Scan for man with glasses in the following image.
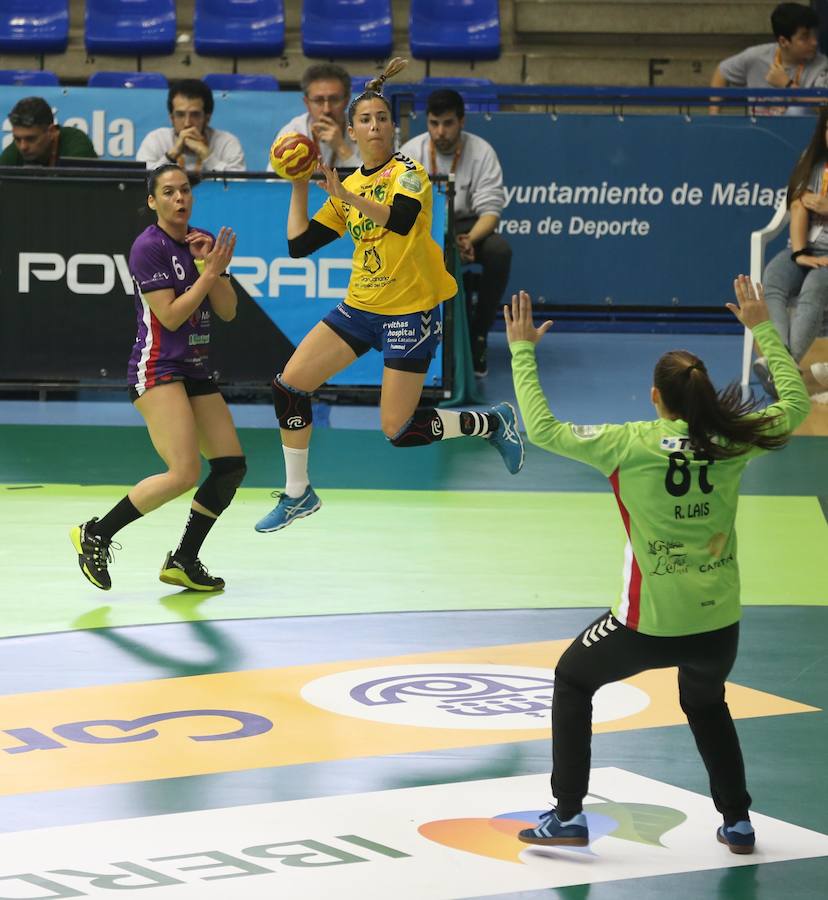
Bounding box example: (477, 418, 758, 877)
(272, 63, 360, 170)
(1, 96, 96, 166)
(136, 79, 245, 173)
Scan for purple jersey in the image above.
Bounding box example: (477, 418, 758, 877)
(127, 224, 215, 394)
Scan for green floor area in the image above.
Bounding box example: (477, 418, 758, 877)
(1, 484, 825, 639)
(3, 423, 828, 495)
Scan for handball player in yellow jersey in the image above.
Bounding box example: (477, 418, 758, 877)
(256, 59, 524, 533)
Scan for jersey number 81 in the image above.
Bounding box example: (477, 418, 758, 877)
(664, 451, 714, 497)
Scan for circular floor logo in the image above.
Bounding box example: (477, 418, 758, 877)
(301, 664, 650, 730)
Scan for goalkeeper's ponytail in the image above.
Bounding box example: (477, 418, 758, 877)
(653, 350, 789, 459)
(348, 57, 408, 125)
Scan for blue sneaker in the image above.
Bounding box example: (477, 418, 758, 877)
(717, 820, 755, 855)
(255, 485, 321, 533)
(487, 401, 525, 474)
(518, 810, 589, 847)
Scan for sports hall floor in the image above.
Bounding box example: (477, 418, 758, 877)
(1, 329, 826, 899)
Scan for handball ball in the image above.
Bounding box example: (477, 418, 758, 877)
(270, 132, 319, 181)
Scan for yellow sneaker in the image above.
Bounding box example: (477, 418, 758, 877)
(159, 552, 224, 591)
(70, 518, 116, 590)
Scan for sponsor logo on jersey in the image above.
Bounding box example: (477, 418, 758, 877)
(660, 435, 691, 451)
(363, 247, 382, 274)
(571, 424, 603, 439)
(399, 172, 422, 192)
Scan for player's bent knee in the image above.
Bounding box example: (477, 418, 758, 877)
(168, 467, 201, 496)
(381, 415, 407, 438)
(272, 374, 313, 431)
(193, 455, 247, 516)
(388, 408, 442, 447)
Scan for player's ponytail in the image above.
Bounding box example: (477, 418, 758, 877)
(653, 350, 789, 459)
(348, 57, 409, 125)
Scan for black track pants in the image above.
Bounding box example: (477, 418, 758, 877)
(550, 611, 751, 824)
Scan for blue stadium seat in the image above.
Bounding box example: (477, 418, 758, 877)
(0, 69, 60, 86)
(194, 1, 285, 58)
(410, 0, 501, 60)
(85, 0, 176, 56)
(0, 2, 68, 54)
(204, 73, 280, 92)
(87, 71, 169, 88)
(420, 76, 499, 111)
(302, 0, 392, 60)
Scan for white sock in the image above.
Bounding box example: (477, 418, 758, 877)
(283, 446, 309, 497)
(435, 409, 493, 439)
(434, 410, 463, 439)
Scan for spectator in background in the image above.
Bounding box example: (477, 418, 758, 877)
(273, 63, 360, 169)
(756, 104, 828, 398)
(0, 96, 96, 166)
(710, 3, 828, 113)
(400, 89, 511, 376)
(137, 79, 245, 173)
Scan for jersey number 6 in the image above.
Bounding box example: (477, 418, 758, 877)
(172, 255, 186, 280)
(664, 451, 714, 497)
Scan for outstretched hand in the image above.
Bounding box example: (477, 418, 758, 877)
(726, 275, 770, 330)
(203, 226, 236, 278)
(317, 162, 349, 201)
(504, 291, 554, 345)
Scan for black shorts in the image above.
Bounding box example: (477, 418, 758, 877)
(128, 375, 221, 404)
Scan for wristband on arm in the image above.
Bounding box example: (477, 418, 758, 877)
(791, 249, 809, 262)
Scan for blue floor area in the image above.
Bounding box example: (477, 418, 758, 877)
(0, 330, 748, 429)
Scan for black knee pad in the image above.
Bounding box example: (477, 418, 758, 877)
(193, 455, 247, 515)
(272, 374, 313, 430)
(389, 408, 442, 447)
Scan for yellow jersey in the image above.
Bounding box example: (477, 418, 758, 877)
(312, 153, 457, 315)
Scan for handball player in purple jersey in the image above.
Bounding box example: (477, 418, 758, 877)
(70, 163, 245, 591)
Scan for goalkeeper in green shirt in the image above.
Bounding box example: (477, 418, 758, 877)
(508, 276, 810, 856)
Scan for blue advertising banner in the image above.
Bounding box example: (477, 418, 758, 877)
(1, 84, 813, 310)
(0, 85, 303, 170)
(194, 179, 447, 388)
(461, 113, 813, 307)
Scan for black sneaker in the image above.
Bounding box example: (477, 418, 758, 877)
(472, 334, 488, 377)
(159, 551, 225, 591)
(752, 357, 778, 400)
(69, 518, 116, 591)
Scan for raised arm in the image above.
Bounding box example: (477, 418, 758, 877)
(727, 275, 810, 433)
(506, 290, 630, 474)
(287, 180, 312, 240)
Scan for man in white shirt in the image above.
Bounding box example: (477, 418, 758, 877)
(399, 89, 510, 376)
(136, 79, 245, 172)
(274, 63, 360, 170)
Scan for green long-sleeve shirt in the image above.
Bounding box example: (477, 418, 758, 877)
(510, 321, 810, 636)
(0, 125, 96, 166)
